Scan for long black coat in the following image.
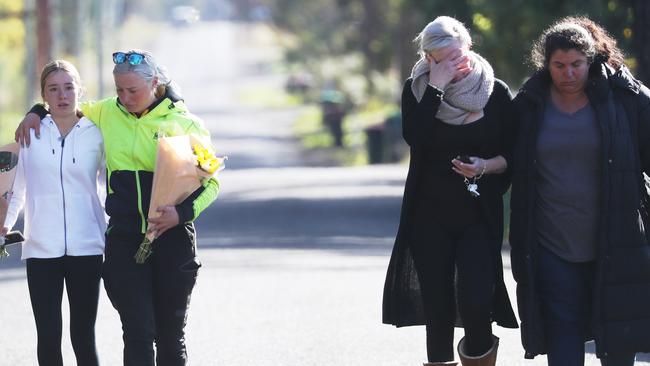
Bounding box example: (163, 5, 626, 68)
(509, 62, 650, 359)
(382, 78, 518, 329)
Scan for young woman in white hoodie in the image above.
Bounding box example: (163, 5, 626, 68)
(3, 60, 106, 366)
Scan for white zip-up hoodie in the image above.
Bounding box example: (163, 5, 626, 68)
(4, 115, 107, 259)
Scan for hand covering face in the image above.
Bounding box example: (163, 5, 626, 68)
(410, 51, 494, 125)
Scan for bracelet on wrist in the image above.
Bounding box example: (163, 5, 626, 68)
(476, 160, 487, 180)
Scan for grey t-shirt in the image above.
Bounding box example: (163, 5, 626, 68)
(535, 98, 601, 262)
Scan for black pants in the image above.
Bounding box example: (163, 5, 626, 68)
(26, 255, 102, 366)
(411, 212, 495, 362)
(102, 224, 200, 366)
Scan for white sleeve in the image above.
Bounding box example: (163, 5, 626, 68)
(4, 148, 26, 230)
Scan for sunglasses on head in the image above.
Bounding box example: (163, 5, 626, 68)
(112, 52, 145, 65)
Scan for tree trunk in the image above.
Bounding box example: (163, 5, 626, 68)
(632, 0, 650, 84)
(94, 0, 105, 98)
(360, 0, 383, 95)
(36, 0, 52, 74)
(397, 4, 422, 84)
(60, 0, 83, 61)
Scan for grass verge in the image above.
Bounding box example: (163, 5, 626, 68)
(0, 113, 22, 145)
(293, 99, 399, 166)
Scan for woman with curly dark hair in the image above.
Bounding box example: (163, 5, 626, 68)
(509, 16, 650, 366)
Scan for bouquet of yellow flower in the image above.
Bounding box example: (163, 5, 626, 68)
(134, 134, 225, 263)
(193, 143, 222, 174)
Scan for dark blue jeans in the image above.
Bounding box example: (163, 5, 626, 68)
(537, 246, 635, 366)
(102, 224, 200, 366)
(26, 255, 102, 366)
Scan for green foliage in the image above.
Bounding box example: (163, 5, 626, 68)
(293, 98, 400, 165)
(0, 1, 26, 136)
(236, 86, 304, 108)
(293, 105, 331, 148)
(272, 0, 402, 97)
(465, 0, 634, 86)
(269, 0, 638, 94)
(0, 113, 22, 144)
(0, 0, 21, 13)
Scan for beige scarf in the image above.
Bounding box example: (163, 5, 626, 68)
(410, 51, 494, 125)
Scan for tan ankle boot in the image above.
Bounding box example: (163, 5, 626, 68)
(457, 335, 498, 366)
(423, 362, 458, 366)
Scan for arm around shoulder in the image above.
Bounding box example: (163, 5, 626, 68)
(80, 98, 117, 129)
(15, 105, 46, 145)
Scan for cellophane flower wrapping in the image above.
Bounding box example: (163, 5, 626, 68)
(134, 134, 225, 263)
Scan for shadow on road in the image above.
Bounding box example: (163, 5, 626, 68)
(585, 342, 650, 361)
(194, 194, 402, 257)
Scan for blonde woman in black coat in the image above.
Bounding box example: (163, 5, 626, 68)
(383, 16, 517, 366)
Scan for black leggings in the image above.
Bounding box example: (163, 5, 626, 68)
(412, 218, 495, 362)
(26, 255, 102, 366)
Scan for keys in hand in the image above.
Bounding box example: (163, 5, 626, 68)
(467, 183, 480, 197)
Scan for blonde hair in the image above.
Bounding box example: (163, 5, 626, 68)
(414, 16, 472, 57)
(40, 59, 82, 99)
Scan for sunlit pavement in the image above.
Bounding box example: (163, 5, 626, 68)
(1, 21, 648, 366)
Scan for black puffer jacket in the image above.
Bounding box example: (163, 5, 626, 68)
(509, 62, 650, 359)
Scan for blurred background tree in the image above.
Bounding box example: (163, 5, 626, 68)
(2, 0, 650, 143)
(631, 0, 650, 84)
(0, 0, 27, 141)
(252, 0, 649, 159)
(0, 0, 144, 141)
(265, 0, 641, 102)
